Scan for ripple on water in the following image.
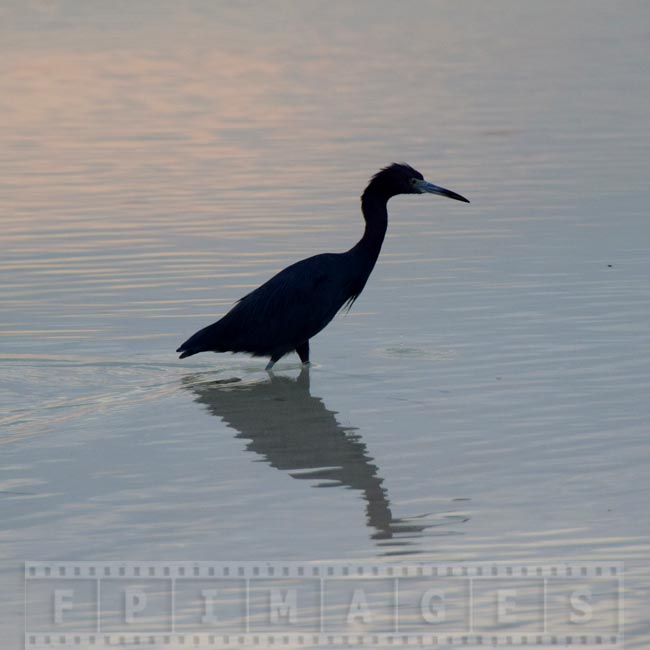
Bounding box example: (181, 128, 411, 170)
(375, 344, 459, 362)
(0, 354, 184, 444)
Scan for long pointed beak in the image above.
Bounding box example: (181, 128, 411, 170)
(414, 179, 470, 203)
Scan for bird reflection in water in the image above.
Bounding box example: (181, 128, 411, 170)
(183, 368, 468, 552)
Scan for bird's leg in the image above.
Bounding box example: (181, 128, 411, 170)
(265, 354, 282, 372)
(296, 341, 311, 366)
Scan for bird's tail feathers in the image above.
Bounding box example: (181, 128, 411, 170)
(177, 347, 198, 359)
(176, 319, 231, 359)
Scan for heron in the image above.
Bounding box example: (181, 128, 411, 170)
(176, 163, 469, 369)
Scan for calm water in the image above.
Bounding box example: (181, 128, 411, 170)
(1, 2, 650, 647)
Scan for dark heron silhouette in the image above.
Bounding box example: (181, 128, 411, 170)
(177, 163, 469, 369)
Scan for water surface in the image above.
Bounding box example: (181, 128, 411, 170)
(1, 2, 650, 647)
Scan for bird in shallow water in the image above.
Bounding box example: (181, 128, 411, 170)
(177, 163, 469, 370)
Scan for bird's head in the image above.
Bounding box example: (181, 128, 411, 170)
(365, 163, 469, 203)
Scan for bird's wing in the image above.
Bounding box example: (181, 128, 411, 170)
(224, 253, 351, 348)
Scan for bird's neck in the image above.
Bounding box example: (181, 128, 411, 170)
(352, 191, 389, 265)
